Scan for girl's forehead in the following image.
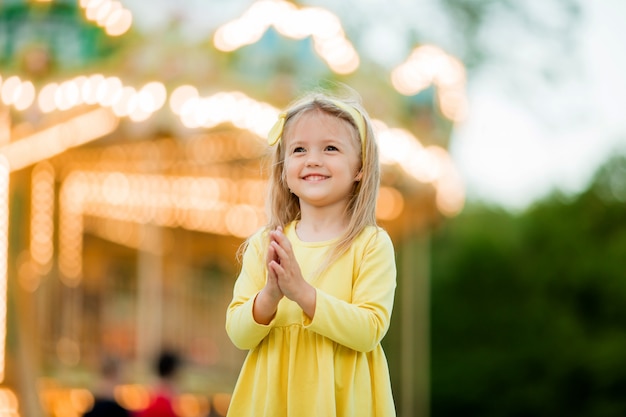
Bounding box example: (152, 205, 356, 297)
(293, 108, 336, 124)
(286, 109, 354, 137)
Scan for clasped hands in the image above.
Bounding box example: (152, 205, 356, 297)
(253, 227, 316, 324)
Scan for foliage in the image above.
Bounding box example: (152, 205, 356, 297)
(431, 153, 626, 417)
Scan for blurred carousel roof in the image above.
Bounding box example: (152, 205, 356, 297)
(1, 0, 468, 246)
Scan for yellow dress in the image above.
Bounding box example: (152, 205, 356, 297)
(225, 222, 397, 416)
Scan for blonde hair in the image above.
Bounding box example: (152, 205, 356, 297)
(260, 87, 380, 270)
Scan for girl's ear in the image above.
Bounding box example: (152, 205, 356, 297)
(355, 170, 363, 181)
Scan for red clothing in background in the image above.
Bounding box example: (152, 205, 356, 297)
(134, 388, 179, 417)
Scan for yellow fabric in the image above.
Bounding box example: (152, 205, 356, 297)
(226, 222, 397, 416)
(267, 112, 286, 146)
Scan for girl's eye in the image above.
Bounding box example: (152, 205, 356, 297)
(293, 147, 306, 153)
(325, 145, 338, 151)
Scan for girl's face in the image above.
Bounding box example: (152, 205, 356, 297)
(283, 109, 362, 211)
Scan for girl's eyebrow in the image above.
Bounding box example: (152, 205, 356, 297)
(288, 137, 345, 148)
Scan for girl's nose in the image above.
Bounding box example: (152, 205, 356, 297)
(305, 151, 322, 166)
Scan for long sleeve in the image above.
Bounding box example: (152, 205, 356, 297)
(225, 224, 397, 416)
(225, 230, 274, 350)
(303, 229, 397, 352)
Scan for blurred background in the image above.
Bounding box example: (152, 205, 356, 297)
(0, 0, 625, 416)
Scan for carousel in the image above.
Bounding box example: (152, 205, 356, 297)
(0, 1, 467, 416)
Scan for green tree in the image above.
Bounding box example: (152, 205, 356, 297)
(431, 151, 626, 417)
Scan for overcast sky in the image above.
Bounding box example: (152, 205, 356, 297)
(450, 0, 626, 210)
(124, 0, 626, 211)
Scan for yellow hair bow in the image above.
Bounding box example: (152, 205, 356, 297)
(267, 112, 286, 146)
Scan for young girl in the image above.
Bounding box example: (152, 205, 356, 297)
(225, 88, 397, 416)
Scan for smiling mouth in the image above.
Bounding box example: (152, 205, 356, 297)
(303, 175, 328, 181)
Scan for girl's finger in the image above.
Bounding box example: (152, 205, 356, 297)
(271, 241, 288, 260)
(267, 243, 278, 265)
(270, 228, 289, 245)
(268, 260, 284, 277)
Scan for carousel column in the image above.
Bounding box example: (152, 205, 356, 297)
(2, 158, 45, 416)
(136, 224, 163, 371)
(400, 228, 431, 417)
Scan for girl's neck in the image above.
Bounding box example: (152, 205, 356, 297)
(296, 204, 349, 242)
